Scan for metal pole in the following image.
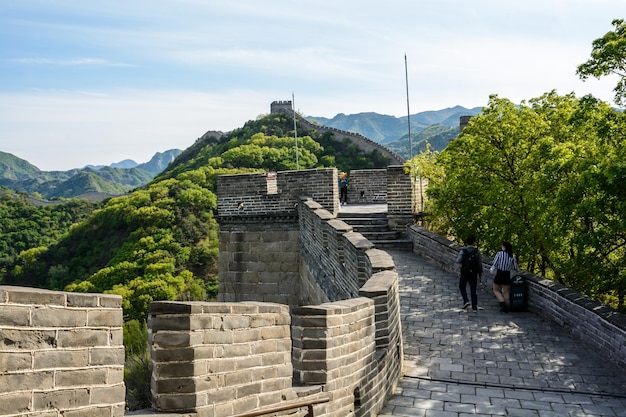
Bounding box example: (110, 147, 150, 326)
(405, 54, 412, 159)
(292, 93, 299, 170)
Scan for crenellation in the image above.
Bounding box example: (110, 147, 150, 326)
(0, 285, 124, 416)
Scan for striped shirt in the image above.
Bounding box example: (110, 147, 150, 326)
(492, 250, 518, 271)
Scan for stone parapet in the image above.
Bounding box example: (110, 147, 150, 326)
(0, 285, 125, 417)
(149, 301, 294, 417)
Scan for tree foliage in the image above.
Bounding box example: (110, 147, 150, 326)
(577, 18, 626, 106)
(420, 92, 626, 312)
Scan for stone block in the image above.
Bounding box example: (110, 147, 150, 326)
(0, 371, 54, 393)
(62, 406, 113, 417)
(32, 306, 87, 328)
(0, 391, 31, 415)
(64, 292, 99, 307)
(34, 349, 89, 369)
(4, 286, 66, 307)
(56, 368, 109, 387)
(33, 388, 91, 410)
(155, 392, 204, 410)
(0, 305, 32, 326)
(87, 309, 123, 327)
(0, 329, 57, 350)
(89, 346, 125, 366)
(0, 351, 32, 372)
(57, 329, 109, 348)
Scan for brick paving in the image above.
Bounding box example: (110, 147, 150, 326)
(379, 249, 626, 417)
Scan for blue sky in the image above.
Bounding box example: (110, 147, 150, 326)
(1, 1, 625, 171)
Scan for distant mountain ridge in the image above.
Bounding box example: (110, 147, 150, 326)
(0, 149, 182, 200)
(0, 105, 482, 199)
(307, 105, 482, 145)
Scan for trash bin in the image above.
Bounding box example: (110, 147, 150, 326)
(509, 274, 527, 311)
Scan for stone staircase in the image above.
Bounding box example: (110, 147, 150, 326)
(338, 210, 413, 251)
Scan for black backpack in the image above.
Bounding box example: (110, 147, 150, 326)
(461, 247, 480, 274)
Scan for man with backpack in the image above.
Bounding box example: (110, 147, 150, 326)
(456, 235, 483, 312)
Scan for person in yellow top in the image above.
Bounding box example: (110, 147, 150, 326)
(338, 172, 349, 205)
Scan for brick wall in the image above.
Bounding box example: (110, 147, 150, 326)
(347, 170, 387, 204)
(406, 225, 626, 371)
(0, 286, 125, 417)
(175, 168, 406, 416)
(386, 165, 414, 232)
(149, 301, 295, 416)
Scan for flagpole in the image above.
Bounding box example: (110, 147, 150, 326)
(292, 93, 299, 170)
(405, 53, 413, 159)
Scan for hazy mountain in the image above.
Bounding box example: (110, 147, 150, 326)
(111, 159, 138, 169)
(305, 105, 482, 159)
(0, 151, 41, 181)
(0, 149, 182, 200)
(136, 150, 182, 175)
(307, 105, 482, 146)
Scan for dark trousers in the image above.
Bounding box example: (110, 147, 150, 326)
(340, 187, 348, 203)
(459, 272, 478, 308)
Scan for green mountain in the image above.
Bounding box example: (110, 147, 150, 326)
(0, 151, 41, 180)
(306, 105, 482, 158)
(0, 150, 181, 200)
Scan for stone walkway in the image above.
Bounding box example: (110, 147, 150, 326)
(379, 250, 626, 417)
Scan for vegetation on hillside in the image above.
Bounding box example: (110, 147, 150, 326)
(0, 190, 99, 279)
(1, 112, 393, 324)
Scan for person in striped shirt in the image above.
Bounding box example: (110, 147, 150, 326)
(490, 241, 518, 313)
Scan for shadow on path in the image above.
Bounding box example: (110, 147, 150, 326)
(379, 250, 626, 417)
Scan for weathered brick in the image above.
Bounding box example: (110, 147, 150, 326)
(0, 351, 32, 372)
(57, 329, 108, 348)
(90, 384, 126, 405)
(87, 308, 123, 327)
(0, 391, 31, 414)
(0, 329, 57, 350)
(0, 305, 32, 326)
(33, 306, 87, 328)
(0, 371, 54, 392)
(34, 349, 88, 369)
(5, 286, 66, 307)
(89, 346, 125, 366)
(32, 388, 90, 410)
(56, 368, 107, 387)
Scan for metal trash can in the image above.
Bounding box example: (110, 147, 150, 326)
(509, 274, 527, 311)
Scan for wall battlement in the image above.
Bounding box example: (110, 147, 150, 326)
(0, 286, 125, 416)
(270, 100, 405, 166)
(186, 167, 404, 416)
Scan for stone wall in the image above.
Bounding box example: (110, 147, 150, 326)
(346, 169, 387, 204)
(149, 301, 295, 416)
(270, 103, 405, 166)
(217, 169, 339, 306)
(155, 167, 404, 416)
(406, 225, 626, 371)
(0, 285, 125, 417)
(386, 165, 415, 232)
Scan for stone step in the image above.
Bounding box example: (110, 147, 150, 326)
(338, 217, 389, 226)
(370, 239, 414, 251)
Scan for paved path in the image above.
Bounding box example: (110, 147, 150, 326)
(379, 249, 626, 417)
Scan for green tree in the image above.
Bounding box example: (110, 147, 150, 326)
(577, 19, 626, 106)
(424, 92, 626, 312)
